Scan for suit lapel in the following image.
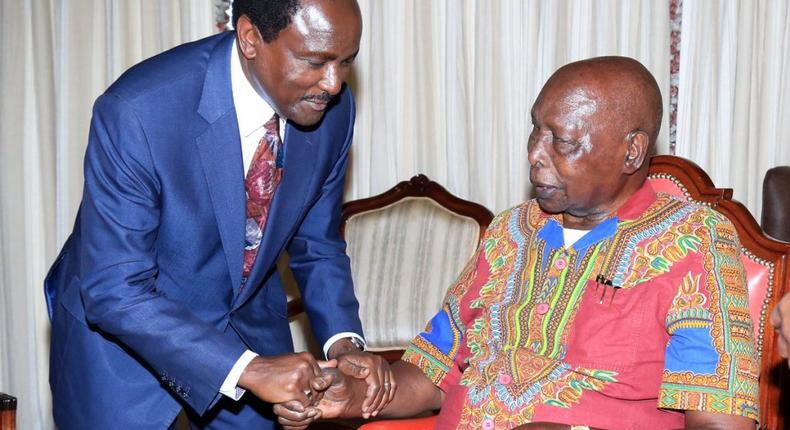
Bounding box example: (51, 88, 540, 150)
(195, 33, 246, 293)
(234, 123, 320, 307)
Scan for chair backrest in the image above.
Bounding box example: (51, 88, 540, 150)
(0, 392, 16, 430)
(648, 155, 790, 429)
(762, 166, 790, 242)
(340, 175, 493, 359)
(286, 175, 493, 361)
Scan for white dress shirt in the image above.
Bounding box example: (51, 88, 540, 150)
(219, 41, 364, 400)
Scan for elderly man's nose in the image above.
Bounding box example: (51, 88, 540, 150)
(527, 135, 547, 167)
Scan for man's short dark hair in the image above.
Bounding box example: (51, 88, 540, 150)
(232, 0, 301, 43)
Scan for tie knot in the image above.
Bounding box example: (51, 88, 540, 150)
(264, 113, 280, 136)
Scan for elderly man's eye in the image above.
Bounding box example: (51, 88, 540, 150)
(553, 137, 574, 146)
(553, 137, 580, 154)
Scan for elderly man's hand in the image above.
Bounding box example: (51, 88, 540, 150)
(273, 367, 368, 429)
(272, 400, 322, 430)
(315, 367, 369, 418)
(327, 339, 396, 418)
(237, 352, 336, 405)
(771, 293, 790, 363)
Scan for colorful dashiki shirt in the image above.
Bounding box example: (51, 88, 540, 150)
(402, 181, 759, 429)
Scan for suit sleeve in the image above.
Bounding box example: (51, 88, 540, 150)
(78, 92, 247, 415)
(286, 90, 364, 347)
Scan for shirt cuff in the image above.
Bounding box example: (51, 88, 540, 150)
(323, 332, 366, 359)
(219, 349, 258, 400)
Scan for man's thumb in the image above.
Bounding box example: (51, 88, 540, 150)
(338, 359, 370, 379)
(318, 359, 338, 369)
(312, 373, 334, 391)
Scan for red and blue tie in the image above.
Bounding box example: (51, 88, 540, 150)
(242, 113, 283, 285)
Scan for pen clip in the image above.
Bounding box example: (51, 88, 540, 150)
(595, 274, 620, 305)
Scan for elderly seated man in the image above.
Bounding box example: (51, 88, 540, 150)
(275, 56, 759, 430)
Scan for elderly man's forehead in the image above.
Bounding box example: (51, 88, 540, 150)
(534, 81, 602, 118)
(557, 86, 599, 117)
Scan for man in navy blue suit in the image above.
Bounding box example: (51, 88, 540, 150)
(44, 1, 393, 428)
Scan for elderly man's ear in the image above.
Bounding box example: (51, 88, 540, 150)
(623, 130, 650, 174)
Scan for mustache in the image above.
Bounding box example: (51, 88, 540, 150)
(302, 92, 333, 103)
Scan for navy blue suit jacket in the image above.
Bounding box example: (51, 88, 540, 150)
(45, 32, 363, 429)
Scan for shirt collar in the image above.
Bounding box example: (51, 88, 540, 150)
(535, 179, 657, 252)
(230, 40, 276, 138)
(536, 179, 657, 224)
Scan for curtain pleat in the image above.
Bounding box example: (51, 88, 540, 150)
(676, 0, 790, 217)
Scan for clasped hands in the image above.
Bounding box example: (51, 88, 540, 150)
(238, 348, 395, 430)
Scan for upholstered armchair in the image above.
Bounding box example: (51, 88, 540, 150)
(287, 175, 494, 361)
(762, 166, 790, 242)
(640, 155, 788, 429)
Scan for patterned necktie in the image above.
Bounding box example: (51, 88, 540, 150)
(242, 113, 284, 285)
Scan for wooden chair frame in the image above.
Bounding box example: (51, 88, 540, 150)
(649, 155, 790, 429)
(0, 392, 16, 430)
(339, 174, 494, 244)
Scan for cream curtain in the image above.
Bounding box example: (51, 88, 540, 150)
(348, 0, 671, 213)
(676, 0, 790, 218)
(0, 2, 214, 429)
